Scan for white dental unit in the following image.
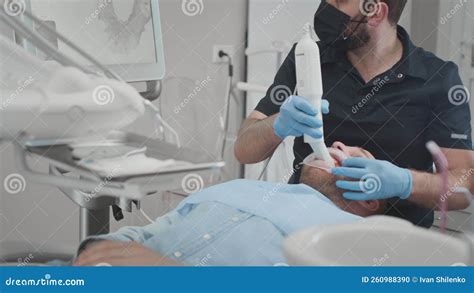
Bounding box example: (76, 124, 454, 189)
(0, 0, 224, 256)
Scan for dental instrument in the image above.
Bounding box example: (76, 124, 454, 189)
(426, 141, 474, 233)
(295, 23, 334, 167)
(426, 141, 450, 233)
(0, 2, 225, 243)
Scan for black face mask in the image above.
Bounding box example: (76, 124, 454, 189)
(314, 0, 368, 51)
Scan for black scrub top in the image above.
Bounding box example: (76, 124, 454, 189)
(255, 26, 472, 228)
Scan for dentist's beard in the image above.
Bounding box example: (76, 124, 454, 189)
(347, 24, 371, 51)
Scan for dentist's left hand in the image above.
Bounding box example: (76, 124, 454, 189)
(332, 158, 413, 201)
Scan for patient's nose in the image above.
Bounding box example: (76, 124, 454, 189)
(332, 142, 348, 153)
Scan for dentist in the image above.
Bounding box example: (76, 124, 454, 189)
(234, 0, 472, 227)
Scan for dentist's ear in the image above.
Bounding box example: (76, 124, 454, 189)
(366, 1, 388, 27)
(356, 200, 380, 212)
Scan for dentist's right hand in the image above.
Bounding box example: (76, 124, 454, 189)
(273, 95, 329, 140)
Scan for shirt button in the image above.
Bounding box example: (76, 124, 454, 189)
(397, 73, 404, 79)
(231, 216, 239, 222)
(203, 234, 212, 240)
(174, 251, 182, 258)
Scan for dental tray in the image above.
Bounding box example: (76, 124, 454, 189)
(15, 131, 225, 202)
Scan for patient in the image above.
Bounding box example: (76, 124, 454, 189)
(74, 142, 386, 266)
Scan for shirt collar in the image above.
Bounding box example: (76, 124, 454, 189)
(395, 26, 429, 81)
(320, 26, 430, 81)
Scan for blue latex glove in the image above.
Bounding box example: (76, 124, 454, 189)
(332, 158, 413, 200)
(273, 95, 330, 140)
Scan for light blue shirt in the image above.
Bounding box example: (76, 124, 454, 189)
(82, 179, 361, 266)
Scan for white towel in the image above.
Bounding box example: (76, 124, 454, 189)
(78, 153, 179, 177)
(75, 146, 189, 177)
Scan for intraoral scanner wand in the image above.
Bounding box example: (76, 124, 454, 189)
(295, 24, 334, 167)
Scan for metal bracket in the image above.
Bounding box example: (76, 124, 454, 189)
(14, 142, 145, 201)
(140, 80, 162, 101)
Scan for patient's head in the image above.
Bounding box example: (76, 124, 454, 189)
(299, 142, 387, 217)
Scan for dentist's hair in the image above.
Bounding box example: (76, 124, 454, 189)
(380, 0, 408, 25)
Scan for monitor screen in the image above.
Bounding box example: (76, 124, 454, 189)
(28, 0, 165, 82)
